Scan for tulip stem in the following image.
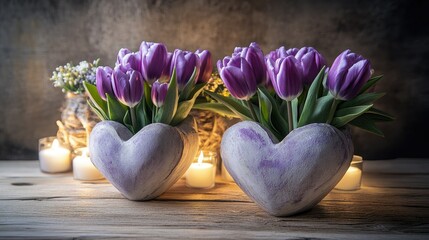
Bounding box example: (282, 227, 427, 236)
(246, 100, 258, 121)
(326, 99, 339, 124)
(130, 107, 137, 133)
(286, 101, 293, 133)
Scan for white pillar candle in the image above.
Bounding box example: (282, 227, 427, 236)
(39, 139, 71, 173)
(335, 155, 363, 191)
(186, 151, 215, 188)
(335, 167, 362, 190)
(73, 148, 104, 181)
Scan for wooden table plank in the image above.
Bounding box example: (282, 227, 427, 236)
(0, 159, 428, 239)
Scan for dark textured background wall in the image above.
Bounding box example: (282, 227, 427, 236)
(0, 0, 428, 160)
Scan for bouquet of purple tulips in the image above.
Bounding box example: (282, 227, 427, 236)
(84, 41, 212, 134)
(202, 43, 393, 140)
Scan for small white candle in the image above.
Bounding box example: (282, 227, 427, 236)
(73, 148, 104, 181)
(186, 151, 215, 188)
(335, 155, 363, 191)
(39, 139, 71, 173)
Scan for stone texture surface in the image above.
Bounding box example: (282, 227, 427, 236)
(89, 116, 198, 200)
(0, 0, 428, 159)
(221, 121, 353, 216)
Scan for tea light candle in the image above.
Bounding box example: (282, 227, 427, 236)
(186, 151, 216, 188)
(39, 139, 71, 173)
(73, 148, 104, 181)
(335, 155, 363, 191)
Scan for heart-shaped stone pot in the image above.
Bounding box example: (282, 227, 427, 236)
(221, 121, 353, 216)
(89, 116, 198, 200)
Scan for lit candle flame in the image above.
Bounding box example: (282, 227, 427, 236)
(198, 151, 204, 165)
(52, 139, 60, 148)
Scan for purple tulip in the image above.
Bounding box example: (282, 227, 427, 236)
(112, 69, 144, 108)
(116, 48, 141, 73)
(218, 56, 257, 100)
(266, 46, 295, 61)
(265, 47, 298, 89)
(160, 52, 173, 79)
(170, 49, 200, 89)
(294, 47, 326, 85)
(327, 50, 371, 100)
(140, 41, 168, 84)
(117, 48, 131, 64)
(151, 81, 169, 107)
(286, 48, 299, 56)
(233, 42, 266, 85)
(96, 66, 114, 100)
(195, 49, 213, 83)
(266, 56, 304, 101)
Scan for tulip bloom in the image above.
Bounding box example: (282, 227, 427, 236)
(116, 48, 141, 73)
(266, 46, 295, 61)
(170, 49, 200, 89)
(233, 42, 266, 85)
(218, 56, 257, 100)
(294, 47, 326, 85)
(117, 48, 131, 64)
(151, 81, 169, 107)
(112, 69, 144, 108)
(327, 49, 371, 100)
(266, 56, 304, 101)
(140, 41, 168, 84)
(195, 49, 213, 84)
(96, 66, 114, 100)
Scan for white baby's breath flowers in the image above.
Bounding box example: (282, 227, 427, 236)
(50, 59, 100, 94)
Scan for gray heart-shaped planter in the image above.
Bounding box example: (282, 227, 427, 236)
(221, 121, 353, 216)
(89, 116, 198, 200)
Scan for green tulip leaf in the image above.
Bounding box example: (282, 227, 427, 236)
(158, 68, 179, 125)
(144, 81, 153, 112)
(171, 82, 206, 125)
(84, 82, 108, 113)
(298, 66, 326, 127)
(87, 99, 108, 120)
(258, 89, 272, 124)
(180, 67, 198, 101)
(107, 94, 127, 122)
(359, 75, 383, 94)
(257, 89, 284, 140)
(319, 72, 329, 97)
(309, 94, 335, 123)
(258, 87, 289, 137)
(332, 104, 373, 128)
(136, 100, 149, 129)
(365, 107, 395, 121)
(204, 91, 252, 121)
(349, 115, 384, 137)
(339, 92, 385, 109)
(171, 100, 193, 126)
(122, 110, 134, 133)
(192, 102, 237, 117)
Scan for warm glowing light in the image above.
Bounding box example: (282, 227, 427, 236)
(51, 139, 60, 148)
(198, 151, 204, 164)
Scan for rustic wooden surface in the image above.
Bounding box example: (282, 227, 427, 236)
(0, 159, 428, 239)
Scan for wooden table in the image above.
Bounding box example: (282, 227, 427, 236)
(1, 159, 428, 239)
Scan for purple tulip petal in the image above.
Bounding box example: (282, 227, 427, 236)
(195, 49, 213, 83)
(96, 66, 114, 100)
(327, 50, 371, 100)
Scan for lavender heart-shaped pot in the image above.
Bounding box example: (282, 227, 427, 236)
(89, 116, 198, 200)
(221, 121, 353, 216)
